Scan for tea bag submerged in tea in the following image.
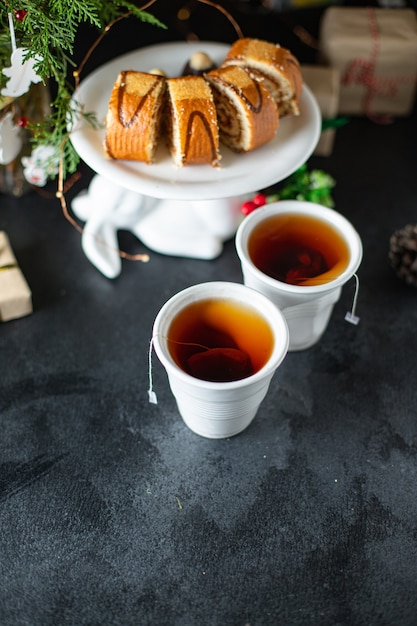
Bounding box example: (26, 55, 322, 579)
(247, 212, 350, 287)
(167, 297, 274, 381)
(187, 347, 252, 382)
(284, 246, 328, 285)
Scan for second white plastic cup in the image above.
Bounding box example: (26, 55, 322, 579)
(235, 200, 363, 351)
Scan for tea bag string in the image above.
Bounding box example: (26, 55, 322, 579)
(345, 273, 360, 326)
(147, 334, 213, 405)
(148, 338, 158, 405)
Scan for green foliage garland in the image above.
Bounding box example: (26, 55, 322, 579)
(274, 164, 336, 208)
(0, 1, 166, 178)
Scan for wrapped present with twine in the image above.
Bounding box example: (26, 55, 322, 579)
(0, 231, 32, 321)
(302, 64, 340, 156)
(319, 7, 417, 117)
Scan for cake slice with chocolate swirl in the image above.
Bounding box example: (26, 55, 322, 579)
(222, 38, 303, 117)
(104, 70, 166, 163)
(166, 76, 221, 167)
(205, 65, 279, 153)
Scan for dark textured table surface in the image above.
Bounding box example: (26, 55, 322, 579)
(2, 4, 417, 626)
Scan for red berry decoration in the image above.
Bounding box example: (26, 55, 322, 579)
(14, 9, 27, 22)
(241, 200, 257, 216)
(252, 193, 267, 207)
(17, 116, 29, 128)
(241, 192, 268, 215)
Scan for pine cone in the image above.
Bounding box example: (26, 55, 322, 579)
(389, 224, 417, 287)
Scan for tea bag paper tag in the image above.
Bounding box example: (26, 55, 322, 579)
(148, 338, 158, 405)
(345, 311, 360, 326)
(345, 274, 360, 326)
(148, 389, 158, 404)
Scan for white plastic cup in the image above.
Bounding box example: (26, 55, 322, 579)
(235, 201, 363, 351)
(152, 281, 289, 439)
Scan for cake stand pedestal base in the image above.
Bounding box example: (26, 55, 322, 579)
(71, 174, 244, 278)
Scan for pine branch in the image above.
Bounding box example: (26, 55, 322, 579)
(0, 1, 167, 180)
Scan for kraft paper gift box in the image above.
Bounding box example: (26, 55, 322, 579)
(302, 64, 340, 156)
(319, 7, 417, 117)
(0, 231, 32, 322)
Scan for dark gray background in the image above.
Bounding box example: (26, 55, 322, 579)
(2, 3, 417, 625)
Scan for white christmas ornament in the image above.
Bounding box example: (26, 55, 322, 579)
(22, 145, 59, 187)
(0, 111, 22, 164)
(2, 48, 43, 99)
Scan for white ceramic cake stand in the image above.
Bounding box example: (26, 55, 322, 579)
(69, 42, 321, 278)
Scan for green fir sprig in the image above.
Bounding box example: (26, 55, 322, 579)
(0, 1, 166, 179)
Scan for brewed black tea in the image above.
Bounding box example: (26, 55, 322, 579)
(248, 212, 350, 286)
(167, 298, 273, 382)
